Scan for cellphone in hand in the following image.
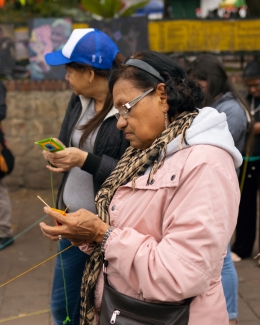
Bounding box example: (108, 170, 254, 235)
(35, 137, 65, 152)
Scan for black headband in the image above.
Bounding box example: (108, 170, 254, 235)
(122, 58, 165, 82)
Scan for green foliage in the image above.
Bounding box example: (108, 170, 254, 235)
(0, 0, 89, 23)
(81, 0, 149, 19)
(121, 1, 150, 17)
(234, 0, 246, 7)
(81, 0, 121, 18)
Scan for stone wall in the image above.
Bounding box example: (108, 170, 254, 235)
(2, 80, 71, 189)
(1, 73, 246, 189)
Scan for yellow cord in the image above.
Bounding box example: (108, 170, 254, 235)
(0, 245, 72, 288)
(0, 309, 50, 323)
(239, 154, 249, 193)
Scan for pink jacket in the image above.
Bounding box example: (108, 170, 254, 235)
(81, 108, 241, 324)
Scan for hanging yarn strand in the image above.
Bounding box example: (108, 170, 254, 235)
(0, 245, 72, 288)
(59, 240, 72, 325)
(50, 168, 56, 208)
(49, 163, 71, 324)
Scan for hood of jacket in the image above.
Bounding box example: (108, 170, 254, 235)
(165, 107, 243, 169)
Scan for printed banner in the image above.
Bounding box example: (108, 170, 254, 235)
(148, 19, 260, 52)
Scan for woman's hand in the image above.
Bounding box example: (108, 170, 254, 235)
(42, 147, 88, 173)
(39, 207, 109, 246)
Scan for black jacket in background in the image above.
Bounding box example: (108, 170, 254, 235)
(0, 82, 6, 122)
(0, 81, 7, 142)
(57, 93, 129, 209)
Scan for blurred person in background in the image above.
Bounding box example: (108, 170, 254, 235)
(188, 53, 248, 325)
(42, 28, 128, 325)
(0, 81, 13, 250)
(232, 60, 260, 263)
(30, 19, 71, 80)
(0, 27, 15, 78)
(50, 19, 71, 51)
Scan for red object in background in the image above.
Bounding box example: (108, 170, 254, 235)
(0, 0, 5, 8)
(195, 7, 202, 18)
(36, 0, 41, 2)
(120, 1, 126, 10)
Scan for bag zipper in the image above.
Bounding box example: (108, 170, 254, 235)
(110, 310, 120, 324)
(109, 309, 165, 325)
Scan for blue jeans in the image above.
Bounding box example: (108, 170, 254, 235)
(51, 239, 90, 325)
(221, 244, 238, 320)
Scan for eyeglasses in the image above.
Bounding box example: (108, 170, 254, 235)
(115, 88, 154, 120)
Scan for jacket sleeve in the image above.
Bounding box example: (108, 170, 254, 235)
(0, 82, 7, 122)
(104, 163, 239, 302)
(81, 153, 119, 184)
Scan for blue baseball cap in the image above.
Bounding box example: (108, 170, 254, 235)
(45, 28, 119, 69)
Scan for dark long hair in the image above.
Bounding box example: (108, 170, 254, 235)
(187, 54, 249, 109)
(109, 50, 204, 119)
(66, 52, 125, 148)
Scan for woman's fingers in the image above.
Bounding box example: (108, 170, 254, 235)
(40, 208, 105, 244)
(40, 221, 66, 236)
(42, 148, 87, 170)
(52, 138, 66, 147)
(40, 226, 60, 241)
(46, 165, 66, 173)
(39, 222, 84, 244)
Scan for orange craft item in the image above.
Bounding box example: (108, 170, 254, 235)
(51, 208, 66, 226)
(37, 196, 68, 226)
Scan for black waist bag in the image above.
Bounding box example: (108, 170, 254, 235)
(99, 262, 194, 325)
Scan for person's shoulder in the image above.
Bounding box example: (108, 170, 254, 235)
(216, 95, 246, 118)
(169, 145, 236, 178)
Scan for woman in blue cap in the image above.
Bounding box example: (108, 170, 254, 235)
(42, 28, 128, 325)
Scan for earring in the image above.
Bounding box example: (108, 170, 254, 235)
(165, 112, 168, 129)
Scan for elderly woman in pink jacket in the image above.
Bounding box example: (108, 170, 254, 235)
(40, 50, 242, 325)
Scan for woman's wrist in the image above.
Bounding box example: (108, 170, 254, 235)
(95, 222, 110, 244)
(79, 151, 88, 167)
(101, 226, 115, 253)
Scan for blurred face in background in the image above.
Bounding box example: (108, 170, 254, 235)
(51, 25, 67, 50)
(245, 78, 260, 98)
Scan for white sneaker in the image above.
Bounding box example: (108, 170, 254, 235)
(231, 252, 242, 262)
